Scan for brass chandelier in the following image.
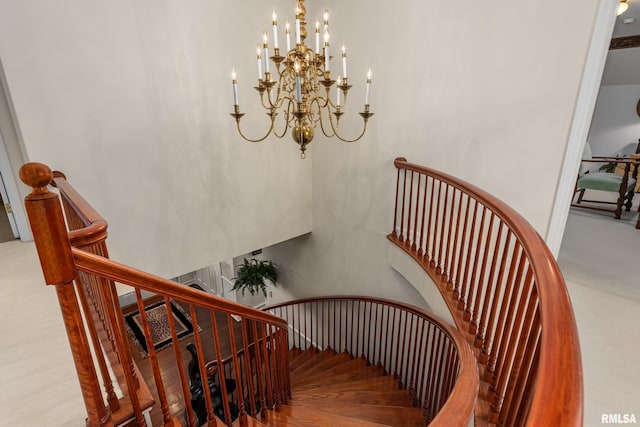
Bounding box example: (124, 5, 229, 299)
(230, 0, 374, 158)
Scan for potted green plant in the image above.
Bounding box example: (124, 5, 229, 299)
(231, 258, 278, 297)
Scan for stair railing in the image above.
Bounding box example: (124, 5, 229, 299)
(389, 157, 583, 426)
(265, 296, 479, 425)
(21, 162, 290, 426)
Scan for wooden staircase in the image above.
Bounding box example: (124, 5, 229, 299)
(244, 347, 426, 426)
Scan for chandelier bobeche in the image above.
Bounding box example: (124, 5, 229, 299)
(230, 0, 373, 158)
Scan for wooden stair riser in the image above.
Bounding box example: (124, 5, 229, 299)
(287, 347, 319, 372)
(287, 402, 425, 426)
(290, 356, 367, 385)
(292, 365, 386, 391)
(292, 376, 401, 395)
(289, 349, 338, 377)
(289, 352, 354, 382)
(277, 404, 391, 427)
(289, 389, 415, 406)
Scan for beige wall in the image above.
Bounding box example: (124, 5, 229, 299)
(265, 0, 602, 305)
(0, 1, 312, 278)
(0, 1, 601, 300)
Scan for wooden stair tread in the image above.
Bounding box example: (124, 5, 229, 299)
(289, 349, 337, 376)
(290, 389, 415, 406)
(288, 347, 320, 372)
(291, 358, 370, 385)
(277, 404, 391, 427)
(289, 352, 355, 382)
(288, 402, 425, 426)
(287, 347, 303, 363)
(232, 414, 269, 427)
(292, 364, 386, 390)
(292, 375, 401, 395)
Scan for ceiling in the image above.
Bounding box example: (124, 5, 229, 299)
(602, 0, 640, 85)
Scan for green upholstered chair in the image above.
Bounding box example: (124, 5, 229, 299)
(572, 141, 640, 220)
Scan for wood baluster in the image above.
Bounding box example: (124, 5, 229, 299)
(268, 323, 281, 409)
(251, 321, 266, 416)
(442, 185, 455, 282)
(74, 276, 119, 412)
(474, 218, 502, 348)
(513, 315, 541, 423)
(260, 322, 274, 409)
(458, 199, 478, 311)
(303, 302, 307, 351)
(429, 180, 442, 275)
(412, 319, 427, 406)
(388, 307, 397, 373)
(20, 163, 111, 427)
(490, 268, 535, 422)
(407, 170, 415, 246)
(399, 169, 407, 241)
(134, 289, 172, 423)
(453, 194, 471, 301)
(374, 303, 382, 365)
(426, 329, 444, 423)
(485, 245, 525, 385)
(447, 190, 463, 291)
(480, 230, 512, 364)
(419, 174, 428, 258)
(412, 174, 421, 251)
(366, 301, 373, 360)
(394, 308, 404, 379)
(407, 313, 417, 393)
(227, 314, 246, 418)
(426, 177, 436, 262)
(210, 308, 231, 425)
(241, 321, 257, 416)
(469, 209, 492, 333)
(501, 293, 540, 426)
(433, 330, 448, 419)
(392, 163, 401, 237)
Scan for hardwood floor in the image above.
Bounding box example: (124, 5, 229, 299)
(123, 296, 246, 426)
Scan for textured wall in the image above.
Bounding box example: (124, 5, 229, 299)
(0, 0, 601, 303)
(265, 0, 601, 306)
(588, 84, 640, 156)
(0, 1, 312, 278)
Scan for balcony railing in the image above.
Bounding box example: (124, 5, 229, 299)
(389, 157, 583, 426)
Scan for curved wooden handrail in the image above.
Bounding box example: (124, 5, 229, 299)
(73, 248, 288, 328)
(265, 296, 479, 426)
(390, 157, 583, 426)
(21, 162, 291, 426)
(51, 171, 108, 247)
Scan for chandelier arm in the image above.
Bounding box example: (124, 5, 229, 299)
(234, 117, 276, 143)
(316, 101, 337, 138)
(273, 100, 294, 138)
(331, 120, 370, 143)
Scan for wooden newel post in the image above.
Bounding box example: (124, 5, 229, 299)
(19, 162, 112, 427)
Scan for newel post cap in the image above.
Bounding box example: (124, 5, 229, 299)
(20, 162, 53, 196)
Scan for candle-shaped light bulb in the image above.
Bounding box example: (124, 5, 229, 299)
(272, 9, 279, 50)
(324, 9, 329, 26)
(285, 21, 291, 52)
(256, 45, 263, 79)
(295, 62, 302, 103)
(336, 76, 342, 106)
(341, 45, 347, 78)
(231, 69, 239, 106)
(262, 31, 270, 74)
(295, 15, 301, 45)
(324, 30, 330, 71)
(315, 20, 320, 54)
(365, 69, 372, 105)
